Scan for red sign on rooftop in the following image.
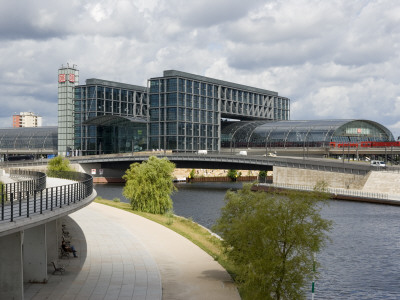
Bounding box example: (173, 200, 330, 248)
(58, 74, 66, 83)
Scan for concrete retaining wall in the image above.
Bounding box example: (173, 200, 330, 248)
(273, 166, 366, 189)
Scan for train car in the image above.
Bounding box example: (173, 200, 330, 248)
(371, 141, 400, 147)
(330, 141, 400, 148)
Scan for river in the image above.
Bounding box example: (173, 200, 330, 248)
(94, 182, 400, 299)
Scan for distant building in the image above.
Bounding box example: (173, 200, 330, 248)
(12, 112, 42, 128)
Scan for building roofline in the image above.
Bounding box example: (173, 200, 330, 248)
(149, 70, 281, 97)
(83, 78, 147, 92)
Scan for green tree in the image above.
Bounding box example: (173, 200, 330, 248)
(227, 169, 239, 181)
(189, 168, 196, 179)
(47, 156, 74, 177)
(213, 184, 332, 300)
(123, 156, 176, 214)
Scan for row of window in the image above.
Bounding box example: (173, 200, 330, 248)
(150, 108, 218, 123)
(150, 94, 219, 110)
(150, 78, 289, 107)
(74, 86, 146, 103)
(149, 136, 218, 151)
(150, 122, 218, 137)
(74, 100, 147, 117)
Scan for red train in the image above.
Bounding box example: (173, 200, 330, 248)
(330, 141, 400, 148)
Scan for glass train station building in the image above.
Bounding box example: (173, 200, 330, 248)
(53, 66, 396, 157)
(66, 68, 290, 155)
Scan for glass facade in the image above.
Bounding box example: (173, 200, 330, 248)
(148, 70, 290, 152)
(64, 69, 291, 155)
(74, 79, 148, 155)
(0, 127, 58, 150)
(221, 119, 395, 149)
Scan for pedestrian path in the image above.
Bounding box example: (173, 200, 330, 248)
(25, 202, 240, 300)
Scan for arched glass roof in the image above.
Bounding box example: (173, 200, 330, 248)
(221, 120, 394, 148)
(0, 127, 58, 150)
(83, 115, 147, 126)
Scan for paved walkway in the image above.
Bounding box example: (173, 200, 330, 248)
(25, 202, 240, 300)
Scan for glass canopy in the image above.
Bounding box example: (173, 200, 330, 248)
(221, 120, 394, 148)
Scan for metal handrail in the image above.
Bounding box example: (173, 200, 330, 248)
(259, 182, 389, 200)
(1, 169, 46, 201)
(71, 153, 372, 176)
(1, 171, 93, 222)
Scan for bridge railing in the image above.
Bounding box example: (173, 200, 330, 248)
(0, 171, 93, 222)
(1, 169, 47, 201)
(71, 152, 372, 175)
(259, 182, 389, 200)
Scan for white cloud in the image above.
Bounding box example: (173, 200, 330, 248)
(0, 0, 399, 139)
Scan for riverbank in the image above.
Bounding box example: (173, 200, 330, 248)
(93, 168, 264, 183)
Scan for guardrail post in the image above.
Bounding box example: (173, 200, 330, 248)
(67, 185, 70, 205)
(55, 186, 58, 208)
(40, 190, 43, 214)
(63, 185, 66, 206)
(51, 187, 53, 211)
(19, 192, 22, 217)
(1, 192, 4, 221)
(10, 193, 14, 222)
(46, 189, 48, 210)
(73, 183, 76, 202)
(26, 191, 30, 218)
(33, 192, 36, 213)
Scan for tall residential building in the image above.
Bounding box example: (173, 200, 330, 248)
(12, 112, 42, 128)
(58, 64, 79, 156)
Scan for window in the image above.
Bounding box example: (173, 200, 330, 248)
(186, 95, 192, 107)
(167, 78, 177, 92)
(186, 80, 192, 93)
(150, 80, 159, 93)
(179, 93, 185, 106)
(97, 86, 104, 98)
(150, 123, 159, 135)
(193, 124, 199, 136)
(201, 97, 206, 109)
(178, 108, 185, 121)
(105, 88, 112, 100)
(150, 95, 159, 107)
(193, 96, 199, 108)
(178, 122, 185, 135)
(194, 82, 199, 95)
(150, 109, 159, 121)
(113, 89, 120, 101)
(167, 123, 177, 135)
(167, 108, 177, 121)
(167, 94, 177, 106)
(179, 79, 185, 92)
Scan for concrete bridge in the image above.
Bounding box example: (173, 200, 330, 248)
(0, 170, 96, 299)
(70, 152, 375, 181)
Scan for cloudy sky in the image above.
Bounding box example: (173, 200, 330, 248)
(1, 0, 400, 138)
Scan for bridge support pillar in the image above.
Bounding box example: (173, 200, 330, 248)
(23, 224, 48, 283)
(0, 232, 24, 300)
(46, 220, 58, 264)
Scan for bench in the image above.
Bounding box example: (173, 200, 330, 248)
(51, 261, 65, 275)
(59, 247, 71, 259)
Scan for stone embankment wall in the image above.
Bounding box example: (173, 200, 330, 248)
(273, 166, 367, 189)
(362, 171, 400, 194)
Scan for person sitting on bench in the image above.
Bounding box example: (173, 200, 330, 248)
(61, 241, 78, 257)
